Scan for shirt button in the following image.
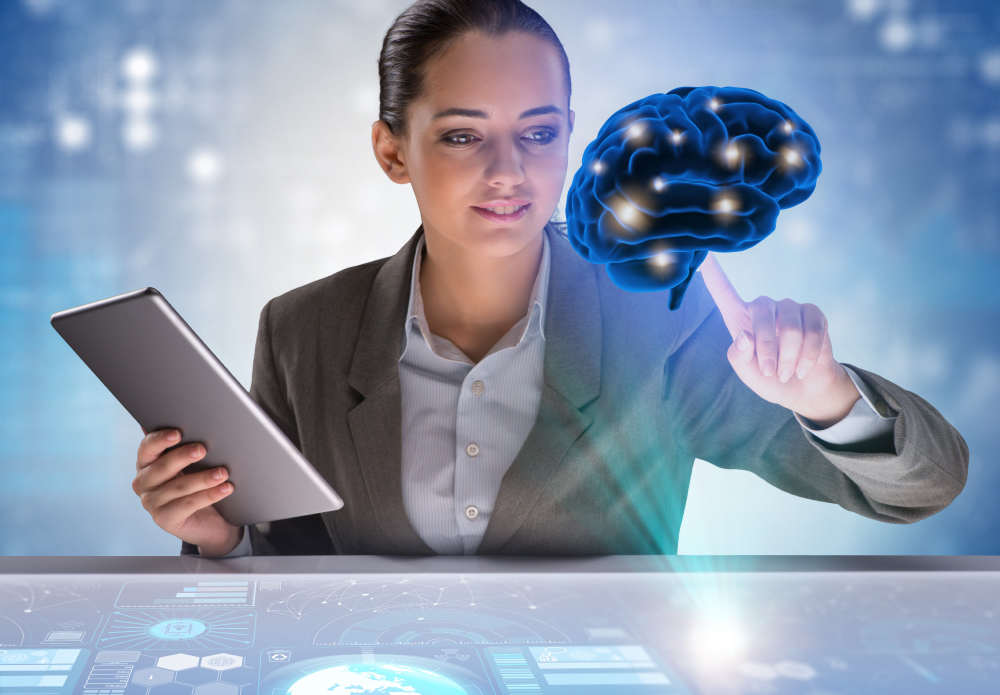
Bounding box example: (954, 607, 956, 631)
(472, 380, 485, 395)
(465, 505, 479, 520)
(466, 443, 480, 457)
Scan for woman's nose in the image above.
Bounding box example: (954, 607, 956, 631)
(483, 139, 525, 188)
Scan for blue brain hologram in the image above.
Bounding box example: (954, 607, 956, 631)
(565, 85, 822, 309)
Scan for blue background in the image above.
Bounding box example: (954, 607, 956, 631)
(1, 0, 997, 555)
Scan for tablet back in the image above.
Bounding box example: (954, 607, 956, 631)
(51, 288, 344, 526)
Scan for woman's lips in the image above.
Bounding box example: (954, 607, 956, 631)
(473, 202, 530, 223)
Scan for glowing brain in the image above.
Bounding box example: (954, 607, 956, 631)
(565, 86, 822, 309)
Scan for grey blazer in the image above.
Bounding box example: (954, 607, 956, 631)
(183, 224, 969, 556)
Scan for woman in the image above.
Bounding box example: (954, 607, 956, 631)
(131, 0, 968, 558)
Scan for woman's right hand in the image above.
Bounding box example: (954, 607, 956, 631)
(132, 429, 243, 557)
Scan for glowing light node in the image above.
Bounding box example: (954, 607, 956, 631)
(592, 161, 604, 174)
(627, 123, 644, 139)
(671, 130, 684, 144)
(783, 121, 793, 134)
(650, 252, 673, 268)
(725, 144, 740, 165)
(783, 148, 801, 165)
(713, 195, 739, 215)
(709, 99, 720, 110)
(616, 201, 639, 225)
(652, 176, 666, 192)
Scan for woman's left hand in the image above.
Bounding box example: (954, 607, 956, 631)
(697, 252, 861, 428)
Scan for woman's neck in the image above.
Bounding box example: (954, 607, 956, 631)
(418, 228, 544, 364)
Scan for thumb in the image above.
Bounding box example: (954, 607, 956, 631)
(727, 329, 760, 378)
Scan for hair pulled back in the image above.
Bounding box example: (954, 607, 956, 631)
(377, 0, 571, 137)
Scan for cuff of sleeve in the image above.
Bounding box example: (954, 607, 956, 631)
(201, 526, 252, 559)
(794, 365, 897, 445)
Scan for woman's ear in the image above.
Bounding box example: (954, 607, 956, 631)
(568, 108, 575, 134)
(371, 120, 411, 184)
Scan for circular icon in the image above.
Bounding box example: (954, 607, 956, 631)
(146, 619, 207, 641)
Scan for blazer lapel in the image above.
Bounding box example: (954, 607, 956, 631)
(346, 225, 435, 555)
(477, 225, 603, 554)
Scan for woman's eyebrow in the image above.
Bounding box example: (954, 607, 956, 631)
(431, 105, 563, 120)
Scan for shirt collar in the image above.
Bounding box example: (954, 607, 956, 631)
(401, 227, 551, 359)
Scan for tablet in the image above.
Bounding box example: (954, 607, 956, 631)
(51, 287, 344, 526)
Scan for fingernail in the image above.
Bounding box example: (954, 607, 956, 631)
(796, 368, 808, 379)
(221, 483, 233, 494)
(212, 467, 225, 480)
(736, 331, 749, 351)
(165, 430, 180, 442)
(190, 444, 203, 457)
(779, 369, 791, 382)
(762, 359, 776, 376)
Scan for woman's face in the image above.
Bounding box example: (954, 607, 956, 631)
(374, 31, 574, 259)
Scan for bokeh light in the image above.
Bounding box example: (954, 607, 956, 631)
(54, 115, 92, 152)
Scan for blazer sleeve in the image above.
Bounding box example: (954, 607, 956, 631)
(663, 301, 970, 524)
(180, 298, 337, 557)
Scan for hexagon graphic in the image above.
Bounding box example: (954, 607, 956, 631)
(200, 654, 243, 671)
(156, 654, 200, 671)
(150, 683, 197, 695)
(131, 668, 175, 686)
(175, 668, 220, 686)
(194, 682, 239, 695)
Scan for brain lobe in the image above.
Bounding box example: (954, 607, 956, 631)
(565, 86, 822, 310)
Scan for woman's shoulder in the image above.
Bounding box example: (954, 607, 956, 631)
(266, 257, 387, 318)
(259, 256, 392, 346)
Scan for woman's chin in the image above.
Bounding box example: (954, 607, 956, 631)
(457, 218, 545, 258)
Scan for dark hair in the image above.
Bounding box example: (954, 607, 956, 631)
(377, 0, 571, 235)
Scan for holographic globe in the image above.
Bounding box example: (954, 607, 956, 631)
(285, 662, 466, 695)
(565, 86, 822, 309)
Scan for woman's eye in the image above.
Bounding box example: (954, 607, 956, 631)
(443, 132, 478, 145)
(524, 129, 557, 145)
(442, 130, 556, 146)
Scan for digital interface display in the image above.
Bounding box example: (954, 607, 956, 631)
(1, 570, 997, 694)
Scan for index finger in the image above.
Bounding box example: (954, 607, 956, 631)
(698, 252, 749, 340)
(137, 429, 182, 469)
